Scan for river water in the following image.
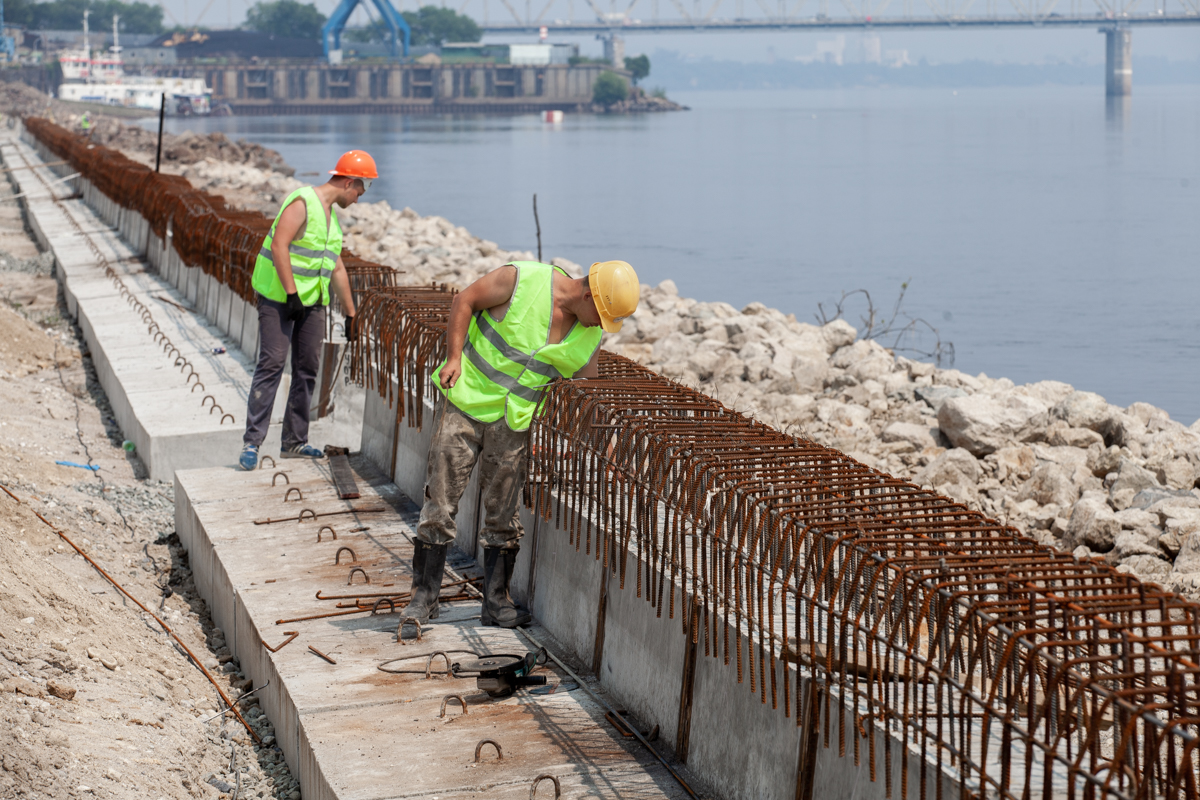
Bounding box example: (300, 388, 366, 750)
(153, 85, 1200, 422)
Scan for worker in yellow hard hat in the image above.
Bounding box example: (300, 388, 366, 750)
(238, 150, 378, 471)
(401, 260, 640, 628)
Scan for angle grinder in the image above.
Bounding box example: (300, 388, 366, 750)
(452, 648, 548, 697)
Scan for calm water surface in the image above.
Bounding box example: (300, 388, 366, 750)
(153, 86, 1200, 421)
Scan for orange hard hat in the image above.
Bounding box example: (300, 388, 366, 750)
(330, 150, 378, 180)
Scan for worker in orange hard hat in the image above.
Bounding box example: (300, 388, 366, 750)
(399, 259, 641, 630)
(238, 150, 377, 471)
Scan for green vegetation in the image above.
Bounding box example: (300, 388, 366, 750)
(568, 55, 609, 66)
(592, 71, 628, 107)
(4, 0, 164, 34)
(402, 6, 481, 45)
(623, 54, 649, 85)
(243, 0, 326, 40)
(348, 6, 479, 45)
(650, 86, 667, 99)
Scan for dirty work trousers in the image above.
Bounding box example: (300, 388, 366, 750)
(416, 397, 529, 551)
(242, 294, 326, 450)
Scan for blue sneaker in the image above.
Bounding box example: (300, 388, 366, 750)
(238, 444, 259, 471)
(281, 443, 324, 459)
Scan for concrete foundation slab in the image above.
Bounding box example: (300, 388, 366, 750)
(176, 459, 694, 800)
(6, 128, 362, 482)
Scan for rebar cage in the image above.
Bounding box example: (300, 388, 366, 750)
(355, 285, 1200, 800)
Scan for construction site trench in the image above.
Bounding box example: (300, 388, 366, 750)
(4, 115, 1200, 800)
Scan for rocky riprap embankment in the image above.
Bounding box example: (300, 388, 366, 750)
(161, 157, 1200, 601)
(591, 91, 687, 113)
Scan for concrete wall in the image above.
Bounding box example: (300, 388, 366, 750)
(191, 62, 613, 113)
(361, 385, 959, 800)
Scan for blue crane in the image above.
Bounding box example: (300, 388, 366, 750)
(321, 0, 411, 62)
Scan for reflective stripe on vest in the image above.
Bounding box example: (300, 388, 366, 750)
(434, 262, 602, 431)
(250, 186, 342, 306)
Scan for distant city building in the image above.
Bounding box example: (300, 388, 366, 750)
(796, 34, 844, 65)
(860, 34, 882, 65)
(884, 48, 912, 67)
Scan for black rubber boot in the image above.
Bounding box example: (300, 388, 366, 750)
(401, 540, 448, 624)
(480, 546, 531, 628)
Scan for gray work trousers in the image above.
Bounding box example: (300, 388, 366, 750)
(243, 294, 326, 450)
(416, 398, 529, 551)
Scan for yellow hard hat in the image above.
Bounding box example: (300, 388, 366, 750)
(588, 260, 640, 333)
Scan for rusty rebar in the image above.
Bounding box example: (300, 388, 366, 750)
(355, 288, 1200, 800)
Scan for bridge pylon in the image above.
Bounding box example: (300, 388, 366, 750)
(1103, 26, 1132, 96)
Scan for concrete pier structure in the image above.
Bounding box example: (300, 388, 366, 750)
(195, 62, 615, 115)
(1104, 27, 1132, 96)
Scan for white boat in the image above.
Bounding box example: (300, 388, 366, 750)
(57, 12, 211, 115)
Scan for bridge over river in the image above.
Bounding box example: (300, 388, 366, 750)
(473, 0, 1200, 94)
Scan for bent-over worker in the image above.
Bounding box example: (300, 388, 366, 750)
(238, 150, 376, 471)
(401, 260, 641, 628)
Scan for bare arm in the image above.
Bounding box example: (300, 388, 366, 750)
(574, 347, 600, 379)
(439, 266, 518, 390)
(270, 198, 306, 296)
(330, 254, 354, 317)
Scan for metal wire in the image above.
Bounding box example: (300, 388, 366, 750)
(355, 287, 1200, 800)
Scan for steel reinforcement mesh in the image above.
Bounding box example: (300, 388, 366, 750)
(356, 287, 1200, 800)
(23, 118, 399, 307)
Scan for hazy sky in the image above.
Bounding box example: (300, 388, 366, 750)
(158, 0, 1200, 65)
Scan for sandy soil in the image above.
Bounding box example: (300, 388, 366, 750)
(0, 143, 299, 800)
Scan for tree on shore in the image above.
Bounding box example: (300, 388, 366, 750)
(402, 6, 481, 45)
(5, 0, 164, 34)
(592, 71, 628, 106)
(346, 6, 479, 45)
(623, 54, 650, 85)
(243, 0, 326, 40)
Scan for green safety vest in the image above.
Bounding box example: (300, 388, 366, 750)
(251, 186, 342, 306)
(434, 261, 603, 432)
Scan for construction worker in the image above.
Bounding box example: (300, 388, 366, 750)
(401, 260, 640, 628)
(238, 150, 376, 471)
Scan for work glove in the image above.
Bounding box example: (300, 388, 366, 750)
(284, 292, 305, 323)
(344, 313, 359, 343)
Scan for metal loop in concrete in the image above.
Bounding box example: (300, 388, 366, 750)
(259, 456, 276, 469)
(220, 414, 234, 425)
(371, 597, 395, 615)
(425, 651, 451, 679)
(529, 775, 560, 799)
(208, 403, 223, 416)
(441, 694, 468, 718)
(271, 471, 289, 486)
(397, 617, 421, 644)
(296, 507, 315, 521)
(201, 394, 216, 409)
(318, 524, 337, 542)
(333, 545, 355, 563)
(347, 566, 369, 585)
(190, 382, 204, 393)
(474, 739, 501, 762)
(284, 487, 304, 502)
(186, 371, 200, 385)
